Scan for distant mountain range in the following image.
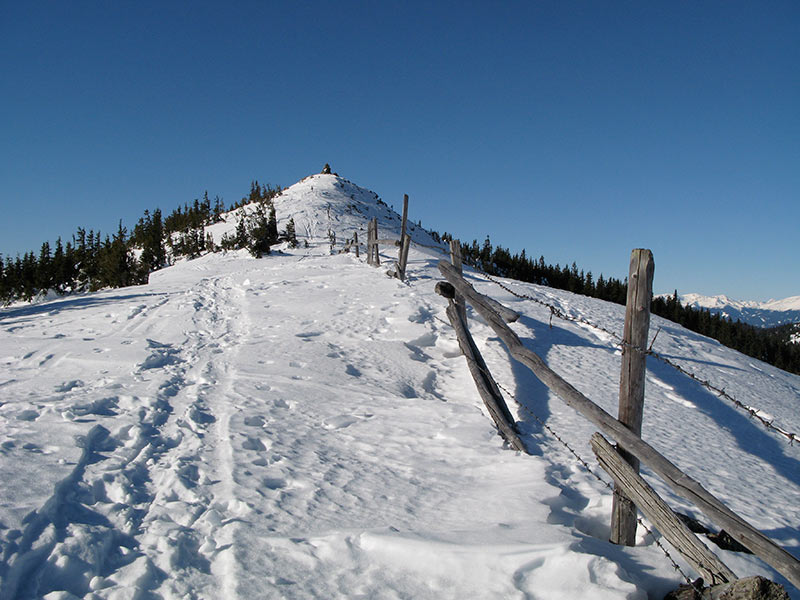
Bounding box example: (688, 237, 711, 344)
(673, 293, 800, 328)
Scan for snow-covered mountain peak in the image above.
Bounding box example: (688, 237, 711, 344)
(206, 171, 443, 251)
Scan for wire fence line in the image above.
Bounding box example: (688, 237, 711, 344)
(471, 269, 800, 447)
(404, 235, 798, 444)
(422, 238, 800, 591)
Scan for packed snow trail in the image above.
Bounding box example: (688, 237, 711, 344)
(1, 173, 798, 598)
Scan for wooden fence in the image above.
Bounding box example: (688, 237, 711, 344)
(434, 251, 800, 593)
(343, 197, 798, 592)
(353, 194, 412, 281)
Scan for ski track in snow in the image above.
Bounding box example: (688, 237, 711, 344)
(1, 174, 798, 599)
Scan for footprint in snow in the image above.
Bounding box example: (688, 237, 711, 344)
(15, 409, 40, 421)
(55, 379, 84, 393)
(322, 415, 365, 430)
(67, 397, 119, 418)
(243, 436, 267, 452)
(188, 405, 216, 425)
(295, 331, 323, 340)
(139, 345, 180, 370)
(262, 477, 288, 490)
(274, 398, 292, 410)
(244, 415, 266, 427)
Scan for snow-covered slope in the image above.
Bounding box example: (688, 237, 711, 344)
(677, 293, 800, 328)
(1, 174, 799, 599)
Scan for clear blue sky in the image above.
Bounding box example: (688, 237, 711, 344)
(1, 1, 797, 301)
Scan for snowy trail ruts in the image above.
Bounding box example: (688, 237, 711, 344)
(109, 274, 250, 598)
(0, 273, 249, 599)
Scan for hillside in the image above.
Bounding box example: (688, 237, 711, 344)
(1, 174, 799, 599)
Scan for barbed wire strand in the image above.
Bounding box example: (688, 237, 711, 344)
(470, 267, 799, 447)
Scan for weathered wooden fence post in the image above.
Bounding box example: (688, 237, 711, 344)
(398, 236, 410, 280)
(353, 231, 359, 258)
(611, 248, 655, 546)
(366, 221, 374, 265)
(367, 218, 380, 266)
(449, 239, 467, 321)
(396, 194, 410, 280)
(373, 218, 380, 266)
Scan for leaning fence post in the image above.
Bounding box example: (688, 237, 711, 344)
(435, 281, 527, 453)
(611, 248, 655, 546)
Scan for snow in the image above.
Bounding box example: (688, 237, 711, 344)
(676, 293, 800, 328)
(1, 173, 799, 599)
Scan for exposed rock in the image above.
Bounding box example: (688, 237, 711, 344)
(664, 577, 790, 600)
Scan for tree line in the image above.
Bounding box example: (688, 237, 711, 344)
(428, 232, 800, 376)
(0, 180, 297, 305)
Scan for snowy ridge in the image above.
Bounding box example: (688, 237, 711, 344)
(1, 174, 799, 599)
(205, 173, 444, 254)
(676, 293, 800, 328)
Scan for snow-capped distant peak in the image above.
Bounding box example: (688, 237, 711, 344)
(675, 293, 800, 328)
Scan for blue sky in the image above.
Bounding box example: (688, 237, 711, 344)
(1, 1, 798, 301)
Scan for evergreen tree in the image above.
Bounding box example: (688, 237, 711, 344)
(213, 195, 225, 222)
(268, 204, 278, 244)
(285, 218, 298, 248)
(245, 204, 273, 257)
(97, 222, 135, 289)
(52, 237, 71, 292)
(235, 209, 248, 248)
(37, 241, 53, 292)
(20, 252, 37, 300)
